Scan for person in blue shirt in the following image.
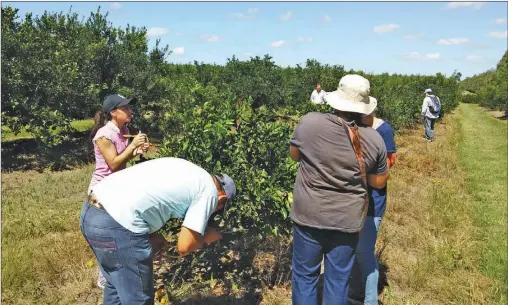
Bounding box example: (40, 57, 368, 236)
(80, 157, 237, 305)
(349, 111, 397, 305)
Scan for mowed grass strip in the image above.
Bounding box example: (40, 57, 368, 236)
(457, 103, 507, 300)
(1, 119, 94, 142)
(377, 108, 501, 304)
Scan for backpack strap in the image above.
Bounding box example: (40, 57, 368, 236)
(339, 117, 370, 224)
(428, 96, 440, 113)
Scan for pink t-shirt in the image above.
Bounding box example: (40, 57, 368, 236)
(88, 121, 130, 194)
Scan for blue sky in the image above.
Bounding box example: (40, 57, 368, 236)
(3, 1, 507, 78)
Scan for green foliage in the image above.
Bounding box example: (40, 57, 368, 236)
(460, 93, 480, 104)
(1, 6, 169, 147)
(2, 5, 460, 234)
(459, 51, 508, 114)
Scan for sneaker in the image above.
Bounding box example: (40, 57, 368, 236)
(97, 273, 107, 289)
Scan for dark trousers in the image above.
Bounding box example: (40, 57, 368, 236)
(292, 223, 359, 305)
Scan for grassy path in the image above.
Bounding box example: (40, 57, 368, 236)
(457, 104, 507, 299)
(373, 104, 506, 304)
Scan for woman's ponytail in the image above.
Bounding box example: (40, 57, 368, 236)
(89, 111, 107, 146)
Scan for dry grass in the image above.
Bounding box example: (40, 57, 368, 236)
(2, 106, 505, 304)
(1, 164, 100, 305)
(377, 109, 504, 304)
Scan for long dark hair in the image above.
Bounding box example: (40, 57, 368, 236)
(89, 110, 111, 146)
(333, 110, 365, 126)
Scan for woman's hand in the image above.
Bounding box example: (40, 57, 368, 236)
(129, 132, 147, 149)
(133, 142, 150, 156)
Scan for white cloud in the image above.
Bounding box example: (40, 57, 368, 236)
(492, 18, 507, 25)
(447, 1, 485, 10)
(110, 2, 122, 10)
(437, 38, 470, 45)
(270, 40, 285, 48)
(401, 52, 441, 61)
(280, 11, 293, 21)
(404, 34, 424, 40)
(146, 27, 169, 38)
(297, 36, 313, 42)
(466, 55, 483, 62)
(426, 53, 441, 60)
(200, 35, 223, 42)
(231, 8, 259, 20)
(489, 31, 508, 39)
(374, 24, 400, 33)
(322, 14, 332, 23)
(173, 47, 185, 55)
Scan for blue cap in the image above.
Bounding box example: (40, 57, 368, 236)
(103, 94, 135, 113)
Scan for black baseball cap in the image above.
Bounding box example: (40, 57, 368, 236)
(103, 94, 135, 113)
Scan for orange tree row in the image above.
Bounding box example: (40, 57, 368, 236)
(2, 7, 459, 234)
(459, 50, 507, 114)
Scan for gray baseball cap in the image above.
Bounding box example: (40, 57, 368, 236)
(103, 94, 135, 113)
(215, 174, 237, 212)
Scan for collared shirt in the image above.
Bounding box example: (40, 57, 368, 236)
(91, 157, 218, 235)
(88, 121, 130, 194)
(310, 89, 326, 104)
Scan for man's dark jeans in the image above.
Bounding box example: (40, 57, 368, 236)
(80, 202, 154, 305)
(424, 117, 436, 140)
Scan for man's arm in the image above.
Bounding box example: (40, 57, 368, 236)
(177, 226, 222, 256)
(289, 144, 301, 162)
(310, 90, 317, 103)
(421, 97, 428, 116)
(367, 171, 390, 189)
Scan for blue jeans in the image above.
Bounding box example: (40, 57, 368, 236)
(424, 117, 436, 140)
(292, 223, 359, 305)
(80, 202, 154, 305)
(349, 216, 382, 305)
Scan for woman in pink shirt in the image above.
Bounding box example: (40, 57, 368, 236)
(87, 94, 148, 288)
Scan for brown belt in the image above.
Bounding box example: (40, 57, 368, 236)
(88, 193, 105, 210)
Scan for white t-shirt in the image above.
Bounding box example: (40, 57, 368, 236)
(91, 157, 218, 235)
(310, 89, 326, 104)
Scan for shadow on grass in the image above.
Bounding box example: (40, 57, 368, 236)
(1, 131, 94, 172)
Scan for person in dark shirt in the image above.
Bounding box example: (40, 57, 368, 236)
(289, 74, 390, 305)
(348, 111, 397, 305)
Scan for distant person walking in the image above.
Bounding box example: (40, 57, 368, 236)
(289, 74, 390, 305)
(348, 111, 397, 305)
(421, 88, 441, 142)
(88, 94, 148, 289)
(310, 83, 326, 104)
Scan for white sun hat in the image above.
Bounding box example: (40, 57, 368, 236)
(324, 74, 377, 115)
